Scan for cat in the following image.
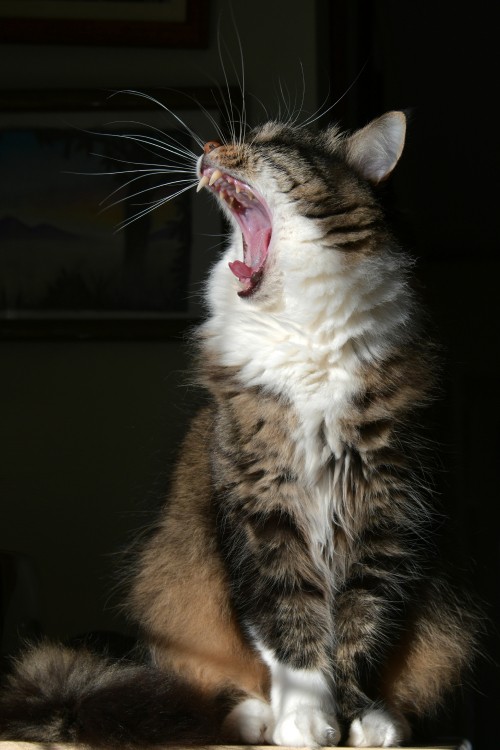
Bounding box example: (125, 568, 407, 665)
(0, 108, 479, 747)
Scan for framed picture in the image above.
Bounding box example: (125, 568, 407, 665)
(0, 88, 227, 339)
(0, 0, 209, 47)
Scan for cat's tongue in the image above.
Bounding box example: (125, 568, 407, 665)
(228, 260, 253, 279)
(198, 164, 272, 295)
(228, 228, 271, 282)
(226, 199, 272, 295)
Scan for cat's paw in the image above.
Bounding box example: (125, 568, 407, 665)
(346, 708, 410, 747)
(272, 706, 340, 747)
(221, 697, 275, 743)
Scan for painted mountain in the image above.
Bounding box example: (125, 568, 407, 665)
(0, 216, 78, 241)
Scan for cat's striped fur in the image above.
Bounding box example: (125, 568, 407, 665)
(0, 111, 478, 747)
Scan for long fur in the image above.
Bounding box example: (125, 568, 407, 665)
(0, 109, 480, 748)
(0, 642, 233, 745)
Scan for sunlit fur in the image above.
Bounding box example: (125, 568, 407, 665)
(0, 98, 480, 749)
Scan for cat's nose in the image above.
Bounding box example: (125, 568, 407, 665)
(203, 141, 221, 154)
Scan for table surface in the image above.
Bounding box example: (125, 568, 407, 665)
(0, 742, 468, 750)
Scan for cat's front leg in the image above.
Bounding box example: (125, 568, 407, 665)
(221, 696, 275, 744)
(215, 501, 341, 745)
(346, 709, 410, 748)
(213, 406, 341, 745)
(218, 654, 339, 747)
(260, 646, 340, 747)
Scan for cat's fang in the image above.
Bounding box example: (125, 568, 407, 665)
(209, 169, 223, 186)
(196, 175, 210, 192)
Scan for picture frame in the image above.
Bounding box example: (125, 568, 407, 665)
(0, 0, 209, 48)
(0, 88, 228, 340)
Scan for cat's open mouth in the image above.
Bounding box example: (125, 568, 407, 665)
(197, 167, 272, 296)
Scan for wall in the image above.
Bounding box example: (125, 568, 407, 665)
(0, 0, 323, 646)
(333, 6, 500, 747)
(1, 339, 192, 642)
(1, 1, 498, 746)
(0, 0, 321, 115)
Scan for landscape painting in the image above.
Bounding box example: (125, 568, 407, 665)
(0, 89, 227, 337)
(0, 125, 192, 317)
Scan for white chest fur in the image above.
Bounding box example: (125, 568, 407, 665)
(203, 232, 411, 567)
(203, 232, 409, 474)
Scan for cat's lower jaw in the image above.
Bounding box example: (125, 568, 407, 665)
(346, 708, 411, 747)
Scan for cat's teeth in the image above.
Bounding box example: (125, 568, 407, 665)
(235, 184, 241, 193)
(196, 175, 210, 192)
(209, 169, 223, 186)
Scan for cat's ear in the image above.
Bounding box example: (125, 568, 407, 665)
(346, 111, 406, 184)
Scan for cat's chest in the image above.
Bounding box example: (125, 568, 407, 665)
(206, 307, 361, 475)
(207, 308, 360, 572)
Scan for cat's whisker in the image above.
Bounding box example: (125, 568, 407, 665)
(296, 90, 333, 130)
(99, 173, 195, 208)
(280, 76, 297, 127)
(296, 60, 307, 126)
(271, 60, 308, 129)
(108, 89, 205, 149)
(247, 92, 270, 131)
(228, 5, 248, 147)
(146, 86, 230, 149)
(70, 123, 198, 165)
(298, 59, 368, 130)
(113, 181, 196, 231)
(103, 149, 194, 177)
(66, 166, 187, 177)
(102, 118, 200, 160)
(107, 132, 197, 162)
(64, 167, 187, 208)
(282, 60, 307, 128)
(216, 24, 240, 148)
(101, 177, 196, 214)
(276, 76, 292, 126)
(93, 151, 193, 172)
(202, 73, 235, 146)
(183, 89, 228, 145)
(88, 152, 192, 175)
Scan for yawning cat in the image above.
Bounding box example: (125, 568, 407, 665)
(0, 109, 478, 748)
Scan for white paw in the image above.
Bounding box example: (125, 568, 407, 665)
(347, 708, 408, 747)
(221, 697, 275, 743)
(272, 705, 340, 747)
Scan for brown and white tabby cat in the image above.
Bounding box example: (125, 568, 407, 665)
(0, 110, 478, 747)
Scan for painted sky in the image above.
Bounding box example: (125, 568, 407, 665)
(0, 129, 186, 240)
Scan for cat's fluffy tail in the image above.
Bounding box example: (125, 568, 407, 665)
(0, 641, 226, 746)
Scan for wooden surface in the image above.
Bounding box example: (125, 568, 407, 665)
(0, 742, 467, 750)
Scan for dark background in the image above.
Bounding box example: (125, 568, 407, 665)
(1, 2, 498, 748)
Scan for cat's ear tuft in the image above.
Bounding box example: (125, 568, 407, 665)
(346, 111, 406, 184)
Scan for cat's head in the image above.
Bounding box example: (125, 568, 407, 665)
(197, 112, 406, 300)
